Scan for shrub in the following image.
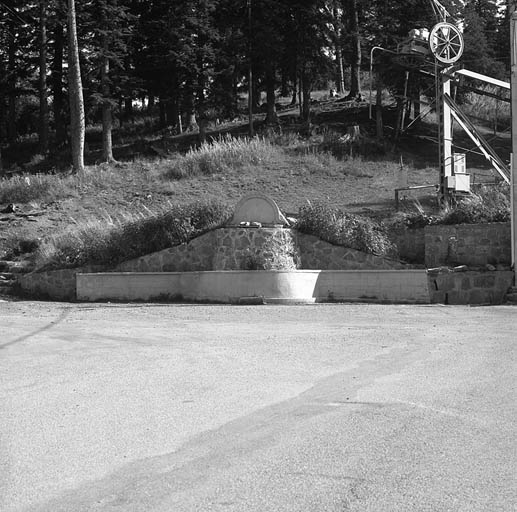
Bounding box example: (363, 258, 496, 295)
(34, 200, 232, 271)
(437, 184, 510, 225)
(295, 202, 396, 257)
(166, 136, 281, 179)
(388, 184, 510, 231)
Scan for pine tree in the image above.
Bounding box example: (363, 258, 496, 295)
(462, 1, 505, 78)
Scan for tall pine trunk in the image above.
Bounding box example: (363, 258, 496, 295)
(101, 4, 114, 162)
(39, 0, 49, 154)
(264, 62, 278, 126)
(52, 19, 66, 147)
(333, 1, 345, 93)
(101, 54, 113, 162)
(67, 0, 85, 172)
(8, 21, 16, 142)
(346, 0, 361, 99)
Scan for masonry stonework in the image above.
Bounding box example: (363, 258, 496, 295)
(113, 228, 408, 273)
(424, 222, 511, 267)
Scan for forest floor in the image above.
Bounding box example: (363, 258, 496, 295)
(0, 95, 508, 264)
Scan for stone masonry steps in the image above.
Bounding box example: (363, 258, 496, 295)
(0, 260, 34, 297)
(506, 286, 517, 304)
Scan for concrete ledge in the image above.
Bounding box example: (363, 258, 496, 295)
(76, 270, 431, 304)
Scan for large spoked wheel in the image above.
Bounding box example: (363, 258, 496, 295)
(429, 22, 464, 65)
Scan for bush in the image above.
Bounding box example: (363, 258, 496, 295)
(438, 184, 510, 225)
(295, 202, 396, 257)
(34, 200, 232, 271)
(388, 184, 510, 230)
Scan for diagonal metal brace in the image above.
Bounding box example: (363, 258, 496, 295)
(443, 93, 510, 184)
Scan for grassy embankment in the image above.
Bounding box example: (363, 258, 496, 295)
(0, 87, 511, 271)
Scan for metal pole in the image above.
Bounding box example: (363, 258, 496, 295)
(369, 46, 396, 120)
(511, 6, 517, 276)
(248, 0, 254, 137)
(437, 65, 453, 203)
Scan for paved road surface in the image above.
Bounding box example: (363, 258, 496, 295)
(1, 301, 516, 511)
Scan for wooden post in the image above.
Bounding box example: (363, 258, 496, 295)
(511, 5, 517, 276)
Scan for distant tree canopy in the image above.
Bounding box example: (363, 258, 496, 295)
(0, 0, 512, 159)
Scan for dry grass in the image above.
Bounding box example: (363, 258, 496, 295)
(166, 136, 284, 179)
(33, 200, 231, 271)
(461, 86, 510, 129)
(0, 173, 77, 204)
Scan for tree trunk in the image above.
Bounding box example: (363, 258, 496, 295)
(158, 98, 166, 128)
(336, 49, 345, 94)
(67, 0, 85, 173)
(264, 62, 278, 126)
(39, 0, 49, 154)
(124, 97, 133, 123)
(101, 56, 114, 162)
(347, 0, 361, 99)
(52, 18, 66, 147)
(8, 22, 16, 142)
(165, 99, 178, 127)
(290, 78, 297, 106)
(100, 0, 114, 164)
(301, 70, 311, 124)
(184, 88, 198, 132)
(376, 79, 383, 139)
(333, 1, 345, 93)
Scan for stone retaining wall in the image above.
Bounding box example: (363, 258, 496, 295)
(394, 222, 511, 267)
(424, 222, 510, 267)
(296, 234, 407, 270)
(17, 226, 514, 304)
(393, 228, 426, 264)
(17, 264, 105, 300)
(428, 269, 514, 305)
(115, 228, 407, 273)
(18, 268, 84, 300)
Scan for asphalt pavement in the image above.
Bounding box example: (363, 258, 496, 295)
(1, 301, 516, 511)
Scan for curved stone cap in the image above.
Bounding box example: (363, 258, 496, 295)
(229, 193, 288, 227)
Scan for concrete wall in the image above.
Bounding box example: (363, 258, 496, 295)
(428, 269, 514, 305)
(76, 270, 431, 304)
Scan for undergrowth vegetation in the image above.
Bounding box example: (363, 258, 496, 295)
(166, 136, 283, 178)
(391, 183, 510, 229)
(34, 200, 231, 270)
(461, 87, 510, 130)
(0, 173, 76, 204)
(296, 201, 396, 258)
